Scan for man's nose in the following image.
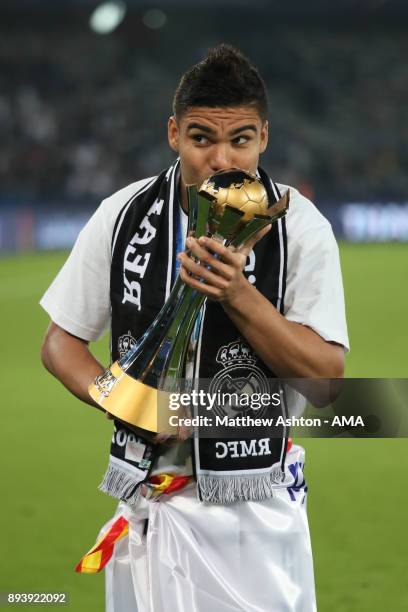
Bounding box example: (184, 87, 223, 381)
(209, 145, 231, 172)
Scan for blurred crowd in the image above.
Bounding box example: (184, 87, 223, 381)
(1, 11, 407, 205)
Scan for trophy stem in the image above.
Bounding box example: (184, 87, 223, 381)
(118, 276, 184, 372)
(158, 291, 206, 387)
(138, 284, 200, 387)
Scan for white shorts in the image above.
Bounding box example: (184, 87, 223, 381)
(104, 445, 316, 612)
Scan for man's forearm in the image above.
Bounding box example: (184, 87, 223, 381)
(178, 234, 344, 380)
(41, 323, 105, 407)
(222, 277, 344, 379)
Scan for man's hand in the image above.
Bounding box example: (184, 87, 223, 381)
(153, 423, 191, 445)
(177, 225, 344, 385)
(178, 225, 271, 303)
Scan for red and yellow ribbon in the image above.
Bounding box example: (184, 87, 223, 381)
(75, 515, 129, 574)
(75, 473, 193, 573)
(148, 473, 193, 497)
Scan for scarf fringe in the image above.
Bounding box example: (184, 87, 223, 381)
(197, 467, 286, 504)
(99, 464, 142, 507)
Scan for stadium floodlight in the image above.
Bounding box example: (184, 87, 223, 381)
(89, 1, 127, 35)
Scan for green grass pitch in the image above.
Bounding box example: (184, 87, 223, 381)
(0, 243, 407, 611)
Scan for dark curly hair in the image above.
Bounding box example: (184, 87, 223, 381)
(172, 44, 268, 121)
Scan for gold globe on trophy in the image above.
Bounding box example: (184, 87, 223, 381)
(199, 170, 269, 223)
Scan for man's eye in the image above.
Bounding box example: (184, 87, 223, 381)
(233, 136, 250, 145)
(192, 134, 209, 144)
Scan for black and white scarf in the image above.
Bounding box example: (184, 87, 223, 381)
(100, 160, 293, 505)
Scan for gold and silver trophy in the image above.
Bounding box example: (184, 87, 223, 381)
(89, 169, 289, 433)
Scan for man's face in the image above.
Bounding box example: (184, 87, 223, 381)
(168, 106, 268, 189)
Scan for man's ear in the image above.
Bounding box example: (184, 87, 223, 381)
(168, 116, 179, 153)
(259, 120, 268, 154)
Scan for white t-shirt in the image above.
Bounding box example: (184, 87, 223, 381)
(40, 178, 349, 351)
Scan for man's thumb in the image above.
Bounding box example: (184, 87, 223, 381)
(240, 224, 271, 256)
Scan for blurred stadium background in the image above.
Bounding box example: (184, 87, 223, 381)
(1, 1, 407, 610)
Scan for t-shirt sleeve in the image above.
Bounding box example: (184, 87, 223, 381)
(40, 200, 112, 341)
(284, 219, 350, 352)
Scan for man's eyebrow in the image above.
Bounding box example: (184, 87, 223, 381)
(187, 123, 215, 134)
(229, 124, 258, 135)
(186, 122, 258, 135)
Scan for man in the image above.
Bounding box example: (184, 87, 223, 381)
(41, 44, 349, 611)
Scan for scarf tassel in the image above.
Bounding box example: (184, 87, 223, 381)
(99, 464, 142, 506)
(197, 467, 287, 504)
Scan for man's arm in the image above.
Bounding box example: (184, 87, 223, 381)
(178, 231, 345, 380)
(222, 281, 344, 379)
(41, 322, 105, 408)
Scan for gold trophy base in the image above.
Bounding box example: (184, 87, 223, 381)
(89, 362, 175, 433)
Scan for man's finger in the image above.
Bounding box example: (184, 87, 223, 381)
(153, 432, 175, 444)
(179, 266, 223, 299)
(184, 238, 236, 277)
(178, 253, 229, 289)
(238, 224, 271, 257)
(196, 237, 241, 266)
